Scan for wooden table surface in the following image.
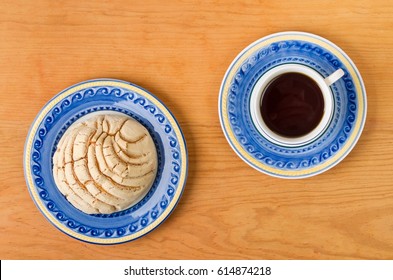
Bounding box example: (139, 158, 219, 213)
(1, 0, 393, 260)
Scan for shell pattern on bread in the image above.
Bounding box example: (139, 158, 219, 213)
(52, 114, 158, 214)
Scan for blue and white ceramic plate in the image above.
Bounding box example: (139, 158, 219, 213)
(219, 32, 367, 178)
(24, 79, 188, 244)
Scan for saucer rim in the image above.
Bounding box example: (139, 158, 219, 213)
(218, 31, 367, 179)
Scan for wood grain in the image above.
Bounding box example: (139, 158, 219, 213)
(1, 0, 393, 259)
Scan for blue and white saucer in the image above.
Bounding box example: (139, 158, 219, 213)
(24, 79, 188, 244)
(218, 32, 367, 179)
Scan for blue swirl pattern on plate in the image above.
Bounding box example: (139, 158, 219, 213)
(24, 79, 188, 244)
(219, 32, 366, 178)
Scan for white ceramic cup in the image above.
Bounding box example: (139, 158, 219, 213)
(250, 64, 345, 147)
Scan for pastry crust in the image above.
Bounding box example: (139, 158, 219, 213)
(52, 114, 158, 214)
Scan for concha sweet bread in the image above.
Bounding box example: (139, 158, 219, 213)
(52, 114, 158, 214)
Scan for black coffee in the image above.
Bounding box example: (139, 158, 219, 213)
(260, 73, 324, 138)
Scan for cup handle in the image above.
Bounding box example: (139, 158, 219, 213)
(324, 68, 345, 86)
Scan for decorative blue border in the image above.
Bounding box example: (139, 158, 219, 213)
(227, 39, 357, 170)
(25, 79, 187, 242)
(219, 32, 366, 178)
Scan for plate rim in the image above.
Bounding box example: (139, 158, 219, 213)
(218, 31, 367, 179)
(23, 78, 188, 244)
